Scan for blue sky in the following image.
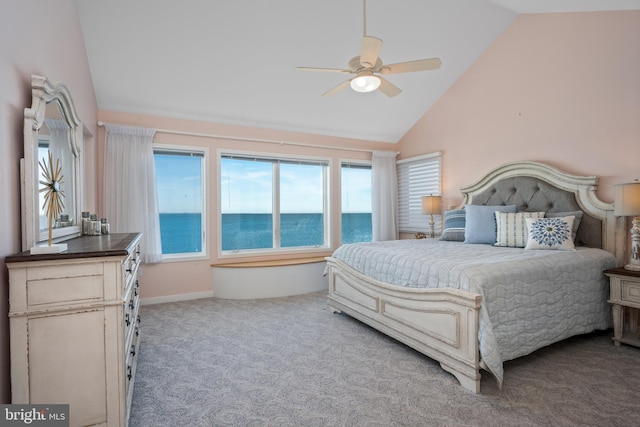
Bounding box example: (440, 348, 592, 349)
(155, 154, 371, 214)
(155, 154, 203, 213)
(221, 159, 328, 214)
(341, 166, 371, 213)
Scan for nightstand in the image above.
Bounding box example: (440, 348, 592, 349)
(605, 267, 640, 348)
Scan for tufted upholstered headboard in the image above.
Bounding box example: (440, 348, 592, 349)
(467, 176, 601, 248)
(456, 161, 625, 264)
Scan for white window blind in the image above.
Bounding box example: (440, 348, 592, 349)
(397, 152, 442, 233)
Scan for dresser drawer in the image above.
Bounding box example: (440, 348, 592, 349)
(124, 289, 140, 356)
(621, 280, 640, 305)
(123, 246, 141, 293)
(28, 275, 104, 306)
(20, 263, 104, 308)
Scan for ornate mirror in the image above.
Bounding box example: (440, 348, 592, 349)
(22, 75, 83, 251)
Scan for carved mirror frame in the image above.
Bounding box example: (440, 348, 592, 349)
(22, 75, 83, 251)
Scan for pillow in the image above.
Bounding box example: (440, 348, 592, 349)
(439, 209, 466, 242)
(463, 204, 516, 245)
(494, 211, 545, 248)
(545, 210, 583, 241)
(524, 216, 576, 251)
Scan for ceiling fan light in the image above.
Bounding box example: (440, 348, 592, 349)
(350, 72, 381, 93)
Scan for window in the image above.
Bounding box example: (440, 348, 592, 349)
(219, 152, 329, 254)
(341, 162, 372, 243)
(397, 152, 442, 233)
(154, 146, 207, 258)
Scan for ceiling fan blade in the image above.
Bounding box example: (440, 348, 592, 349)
(377, 77, 401, 97)
(380, 58, 442, 75)
(322, 79, 351, 97)
(360, 36, 382, 68)
(296, 67, 351, 74)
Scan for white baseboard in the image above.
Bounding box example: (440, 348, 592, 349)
(141, 290, 214, 306)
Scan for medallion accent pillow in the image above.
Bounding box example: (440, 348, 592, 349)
(524, 216, 576, 251)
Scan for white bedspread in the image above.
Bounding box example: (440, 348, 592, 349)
(329, 239, 617, 385)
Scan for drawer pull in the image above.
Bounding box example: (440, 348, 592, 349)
(135, 326, 139, 337)
(129, 300, 134, 310)
(130, 345, 136, 357)
(125, 313, 130, 327)
(137, 315, 141, 325)
(127, 365, 132, 381)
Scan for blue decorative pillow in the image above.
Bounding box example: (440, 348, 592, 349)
(524, 216, 576, 251)
(463, 204, 517, 244)
(439, 209, 466, 242)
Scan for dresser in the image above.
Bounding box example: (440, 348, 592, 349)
(605, 267, 640, 348)
(6, 233, 142, 427)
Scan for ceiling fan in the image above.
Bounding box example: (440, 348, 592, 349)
(296, 0, 442, 97)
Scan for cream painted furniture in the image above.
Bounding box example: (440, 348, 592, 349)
(606, 267, 640, 348)
(7, 233, 142, 427)
(326, 161, 626, 393)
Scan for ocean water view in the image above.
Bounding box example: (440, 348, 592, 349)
(159, 212, 372, 254)
(159, 213, 202, 254)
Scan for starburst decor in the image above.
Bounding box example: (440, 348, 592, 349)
(39, 151, 65, 246)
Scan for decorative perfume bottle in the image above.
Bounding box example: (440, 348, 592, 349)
(101, 218, 110, 235)
(81, 212, 90, 235)
(90, 214, 101, 235)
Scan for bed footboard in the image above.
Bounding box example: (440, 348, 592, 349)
(325, 257, 483, 393)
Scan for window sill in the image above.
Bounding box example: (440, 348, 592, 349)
(211, 256, 326, 268)
(161, 253, 209, 263)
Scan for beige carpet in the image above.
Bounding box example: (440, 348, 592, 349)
(129, 291, 640, 426)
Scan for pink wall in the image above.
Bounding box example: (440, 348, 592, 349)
(0, 1, 99, 402)
(96, 110, 393, 300)
(398, 11, 640, 211)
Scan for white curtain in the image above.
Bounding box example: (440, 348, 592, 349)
(371, 150, 398, 241)
(104, 124, 162, 263)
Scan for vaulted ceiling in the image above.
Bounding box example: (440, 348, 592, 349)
(76, 0, 640, 143)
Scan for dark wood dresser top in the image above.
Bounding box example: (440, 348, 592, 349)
(5, 233, 142, 264)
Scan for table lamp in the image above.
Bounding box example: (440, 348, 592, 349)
(422, 195, 442, 238)
(614, 181, 640, 271)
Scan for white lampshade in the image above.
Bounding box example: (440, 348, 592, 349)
(422, 195, 442, 215)
(614, 182, 640, 216)
(350, 71, 381, 93)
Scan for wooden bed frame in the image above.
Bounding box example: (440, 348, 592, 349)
(325, 161, 626, 393)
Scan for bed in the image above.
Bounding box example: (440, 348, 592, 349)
(325, 161, 626, 393)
